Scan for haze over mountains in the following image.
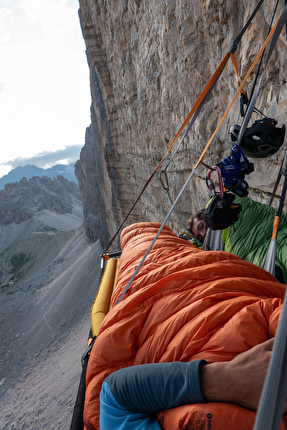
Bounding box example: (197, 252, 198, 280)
(0, 163, 78, 189)
(0, 174, 83, 289)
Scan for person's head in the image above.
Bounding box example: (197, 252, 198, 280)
(187, 209, 207, 243)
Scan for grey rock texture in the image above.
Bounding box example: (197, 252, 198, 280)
(76, 0, 287, 246)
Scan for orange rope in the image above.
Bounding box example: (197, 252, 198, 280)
(103, 3, 280, 253)
(103, 54, 231, 251)
(194, 9, 282, 169)
(153, 53, 231, 173)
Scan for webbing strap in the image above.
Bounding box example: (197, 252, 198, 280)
(162, 53, 230, 173)
(236, 4, 287, 148)
(163, 52, 245, 172)
(104, 54, 229, 253)
(116, 7, 285, 305)
(230, 52, 247, 96)
(160, 0, 266, 173)
(230, 0, 265, 52)
(103, 0, 265, 253)
(194, 8, 283, 170)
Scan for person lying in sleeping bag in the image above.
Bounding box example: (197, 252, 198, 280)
(84, 222, 287, 430)
(188, 196, 287, 282)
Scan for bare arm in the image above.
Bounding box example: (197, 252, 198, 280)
(100, 337, 282, 430)
(200, 338, 275, 411)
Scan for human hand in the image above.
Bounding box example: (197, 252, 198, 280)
(200, 338, 284, 412)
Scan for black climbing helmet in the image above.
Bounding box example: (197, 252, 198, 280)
(229, 118, 285, 159)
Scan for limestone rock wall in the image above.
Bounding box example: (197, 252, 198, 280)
(76, 0, 287, 247)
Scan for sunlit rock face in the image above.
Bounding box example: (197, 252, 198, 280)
(76, 0, 287, 246)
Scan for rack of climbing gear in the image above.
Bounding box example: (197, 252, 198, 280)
(217, 144, 254, 197)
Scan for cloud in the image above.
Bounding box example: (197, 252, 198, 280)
(0, 0, 90, 177)
(3, 144, 82, 169)
(21, 0, 78, 44)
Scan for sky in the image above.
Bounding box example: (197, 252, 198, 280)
(0, 0, 91, 178)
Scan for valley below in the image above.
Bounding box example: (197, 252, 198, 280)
(0, 176, 102, 429)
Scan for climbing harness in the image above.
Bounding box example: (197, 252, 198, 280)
(217, 144, 254, 197)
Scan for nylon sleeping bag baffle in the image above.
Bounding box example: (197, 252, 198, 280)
(84, 222, 287, 430)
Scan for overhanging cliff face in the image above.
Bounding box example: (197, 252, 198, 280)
(76, 0, 287, 247)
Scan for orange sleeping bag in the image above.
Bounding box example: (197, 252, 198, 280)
(84, 222, 287, 430)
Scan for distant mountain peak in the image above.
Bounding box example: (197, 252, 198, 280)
(0, 163, 78, 189)
(0, 175, 82, 225)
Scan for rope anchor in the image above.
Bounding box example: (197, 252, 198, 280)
(158, 171, 169, 192)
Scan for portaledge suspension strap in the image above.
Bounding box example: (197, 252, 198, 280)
(115, 4, 284, 306)
(103, 0, 265, 255)
(236, 3, 287, 149)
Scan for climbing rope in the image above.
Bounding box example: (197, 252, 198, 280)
(158, 170, 202, 244)
(103, 0, 266, 254)
(246, 0, 280, 114)
(236, 4, 287, 150)
(194, 7, 284, 170)
(116, 4, 287, 305)
(269, 157, 286, 206)
(159, 52, 245, 175)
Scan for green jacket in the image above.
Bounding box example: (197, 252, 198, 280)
(222, 196, 287, 283)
